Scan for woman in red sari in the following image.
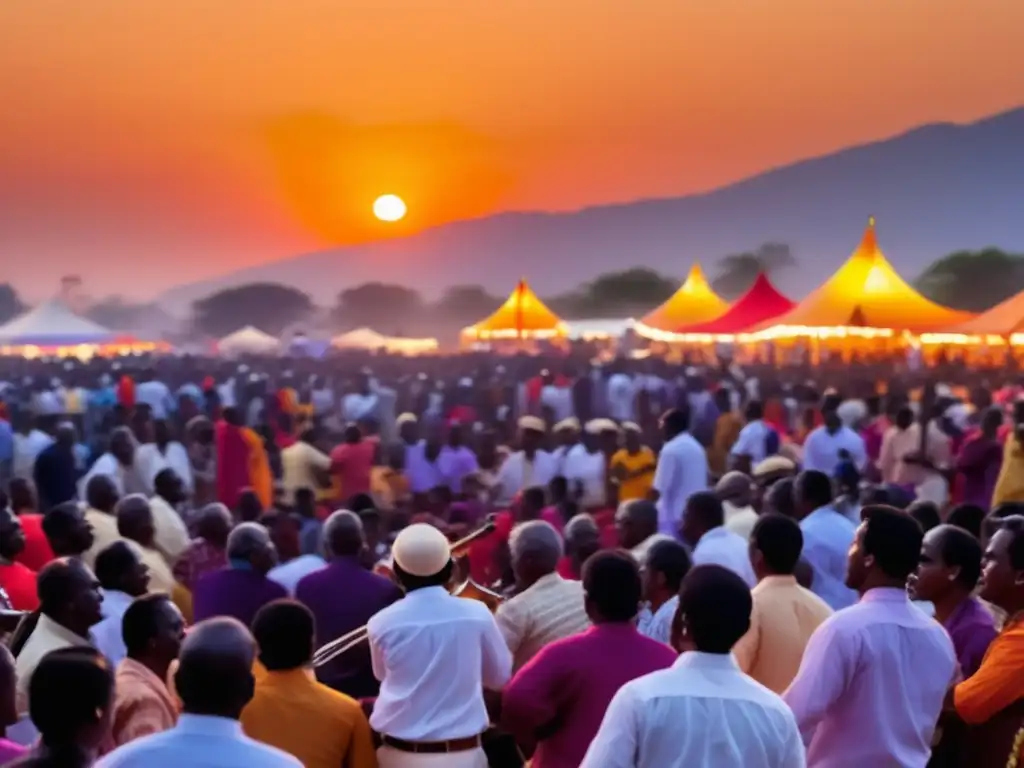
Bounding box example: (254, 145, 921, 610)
(215, 407, 273, 512)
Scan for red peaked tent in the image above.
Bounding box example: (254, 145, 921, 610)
(676, 273, 794, 335)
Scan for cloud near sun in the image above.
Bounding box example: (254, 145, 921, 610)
(260, 112, 517, 244)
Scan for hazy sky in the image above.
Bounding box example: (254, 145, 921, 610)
(1, 0, 1023, 299)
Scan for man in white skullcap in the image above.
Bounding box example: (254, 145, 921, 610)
(562, 420, 613, 509)
(492, 416, 557, 506)
(551, 417, 581, 475)
(368, 524, 512, 768)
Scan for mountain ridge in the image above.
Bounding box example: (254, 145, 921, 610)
(158, 106, 1024, 313)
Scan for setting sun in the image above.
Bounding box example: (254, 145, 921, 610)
(373, 194, 407, 222)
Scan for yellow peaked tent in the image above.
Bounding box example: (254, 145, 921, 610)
(756, 217, 974, 339)
(461, 279, 568, 340)
(922, 287, 1024, 345)
(635, 264, 728, 337)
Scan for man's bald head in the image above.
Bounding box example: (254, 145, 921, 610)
(115, 494, 154, 546)
(715, 471, 754, 508)
(174, 617, 257, 719)
(323, 510, 364, 559)
(196, 503, 233, 547)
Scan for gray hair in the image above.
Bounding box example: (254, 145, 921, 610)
(564, 513, 599, 544)
(198, 502, 232, 527)
(323, 510, 364, 558)
(226, 522, 272, 560)
(509, 520, 563, 572)
(615, 499, 658, 529)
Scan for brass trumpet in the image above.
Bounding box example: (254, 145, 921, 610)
(312, 519, 500, 668)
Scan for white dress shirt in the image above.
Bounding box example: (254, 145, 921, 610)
(606, 373, 637, 422)
(799, 507, 858, 610)
(136, 442, 194, 495)
(636, 595, 678, 645)
(95, 713, 301, 767)
(652, 432, 708, 536)
(540, 385, 574, 422)
(135, 380, 176, 420)
(267, 554, 326, 596)
(692, 527, 757, 587)
(730, 419, 774, 465)
(92, 589, 135, 666)
(12, 429, 53, 479)
(493, 450, 558, 505)
(561, 445, 607, 507)
(342, 392, 379, 423)
(801, 426, 868, 476)
(368, 586, 512, 741)
(580, 652, 806, 768)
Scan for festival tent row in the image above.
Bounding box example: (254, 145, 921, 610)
(332, 327, 438, 355)
(460, 279, 568, 341)
(919, 288, 1024, 346)
(216, 326, 281, 357)
(0, 300, 167, 358)
(754, 218, 974, 340)
(633, 264, 729, 340)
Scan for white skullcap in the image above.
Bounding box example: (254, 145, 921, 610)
(518, 415, 546, 433)
(752, 455, 796, 478)
(836, 399, 867, 427)
(392, 523, 451, 577)
(554, 417, 581, 433)
(586, 418, 620, 435)
(622, 421, 641, 433)
(396, 412, 418, 426)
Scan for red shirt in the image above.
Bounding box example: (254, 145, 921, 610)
(330, 439, 377, 499)
(15, 513, 55, 572)
(0, 561, 39, 611)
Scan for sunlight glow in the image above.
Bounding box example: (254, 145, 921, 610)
(373, 194, 407, 222)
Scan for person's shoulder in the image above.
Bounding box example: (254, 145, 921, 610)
(794, 585, 834, 617)
(312, 681, 367, 722)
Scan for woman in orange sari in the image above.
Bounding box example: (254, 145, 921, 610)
(215, 407, 273, 511)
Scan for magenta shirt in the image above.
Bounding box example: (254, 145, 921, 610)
(501, 623, 678, 768)
(0, 738, 26, 763)
(956, 434, 1003, 509)
(944, 597, 998, 678)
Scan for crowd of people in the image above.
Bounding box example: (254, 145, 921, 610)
(0, 352, 1023, 767)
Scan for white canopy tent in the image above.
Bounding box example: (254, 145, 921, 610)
(332, 327, 438, 355)
(0, 300, 117, 346)
(216, 326, 280, 356)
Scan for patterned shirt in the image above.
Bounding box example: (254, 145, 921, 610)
(172, 539, 227, 592)
(111, 658, 179, 747)
(495, 572, 591, 672)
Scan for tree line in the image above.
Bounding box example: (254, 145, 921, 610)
(1, 246, 1022, 339)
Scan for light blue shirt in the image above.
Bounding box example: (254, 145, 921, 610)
(800, 506, 858, 610)
(91, 590, 134, 667)
(637, 595, 678, 645)
(0, 418, 12, 464)
(801, 426, 868, 477)
(267, 554, 326, 596)
(95, 714, 301, 767)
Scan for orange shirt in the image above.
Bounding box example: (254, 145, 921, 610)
(954, 614, 1024, 724)
(240, 668, 376, 768)
(110, 658, 179, 747)
(0, 561, 38, 611)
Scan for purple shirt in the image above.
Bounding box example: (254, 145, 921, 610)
(944, 596, 998, 678)
(957, 435, 1003, 509)
(784, 588, 957, 768)
(501, 623, 678, 768)
(295, 556, 402, 698)
(405, 441, 446, 494)
(0, 739, 26, 763)
(437, 446, 480, 494)
(191, 567, 288, 628)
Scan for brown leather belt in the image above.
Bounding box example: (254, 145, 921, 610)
(380, 733, 483, 754)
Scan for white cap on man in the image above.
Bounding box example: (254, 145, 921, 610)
(392, 523, 451, 577)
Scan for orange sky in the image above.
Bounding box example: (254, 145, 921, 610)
(1, 0, 1023, 299)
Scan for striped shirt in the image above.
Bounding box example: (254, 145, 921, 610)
(496, 573, 591, 672)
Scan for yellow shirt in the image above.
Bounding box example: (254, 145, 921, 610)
(731, 575, 833, 694)
(240, 667, 376, 768)
(610, 447, 656, 502)
(993, 435, 1024, 508)
(280, 441, 331, 506)
(83, 508, 124, 570)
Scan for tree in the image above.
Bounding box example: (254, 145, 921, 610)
(549, 268, 679, 318)
(0, 283, 25, 324)
(433, 284, 503, 324)
(711, 242, 796, 299)
(84, 296, 176, 335)
(915, 248, 1024, 312)
(332, 282, 424, 332)
(192, 283, 314, 338)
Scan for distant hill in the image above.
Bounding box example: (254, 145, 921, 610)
(158, 107, 1024, 314)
